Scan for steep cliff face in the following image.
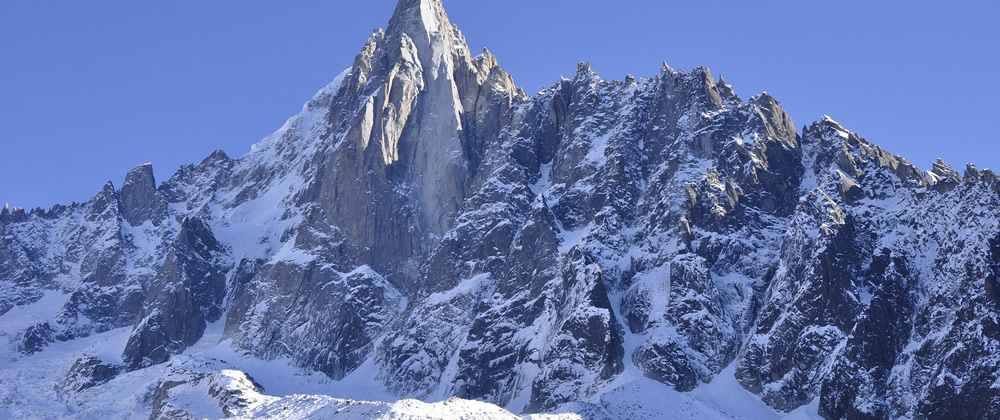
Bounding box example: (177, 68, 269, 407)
(2, 0, 999, 418)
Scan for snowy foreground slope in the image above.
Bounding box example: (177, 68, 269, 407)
(2, 0, 1000, 419)
(0, 316, 803, 419)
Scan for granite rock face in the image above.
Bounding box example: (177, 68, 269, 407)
(2, 0, 1000, 418)
(120, 163, 166, 227)
(122, 217, 228, 370)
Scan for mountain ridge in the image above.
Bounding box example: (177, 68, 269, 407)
(2, 0, 999, 418)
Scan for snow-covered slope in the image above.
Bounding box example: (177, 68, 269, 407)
(2, 0, 999, 419)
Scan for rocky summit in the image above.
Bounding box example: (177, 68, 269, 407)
(2, 1, 999, 419)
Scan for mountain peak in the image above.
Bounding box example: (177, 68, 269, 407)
(363, 0, 474, 93)
(328, 0, 520, 237)
(389, 0, 447, 30)
(385, 0, 460, 56)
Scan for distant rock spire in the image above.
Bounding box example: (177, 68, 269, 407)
(661, 60, 674, 73)
(120, 163, 165, 226)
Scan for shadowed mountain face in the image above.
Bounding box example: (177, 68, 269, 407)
(2, 0, 999, 418)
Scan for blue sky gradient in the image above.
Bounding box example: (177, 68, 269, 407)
(1, 1, 997, 209)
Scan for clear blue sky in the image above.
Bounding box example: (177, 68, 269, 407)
(1, 1, 997, 209)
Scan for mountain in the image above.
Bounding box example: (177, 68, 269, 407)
(2, 0, 999, 419)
